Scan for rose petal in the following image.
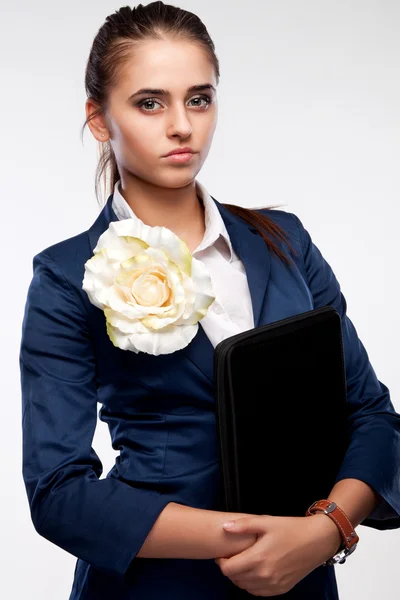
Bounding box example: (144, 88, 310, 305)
(107, 319, 199, 355)
(82, 216, 217, 355)
(104, 308, 150, 334)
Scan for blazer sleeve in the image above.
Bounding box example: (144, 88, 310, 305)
(20, 251, 177, 578)
(290, 213, 400, 530)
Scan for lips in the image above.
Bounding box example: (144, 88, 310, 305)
(164, 147, 194, 157)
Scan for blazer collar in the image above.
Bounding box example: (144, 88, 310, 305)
(87, 193, 271, 384)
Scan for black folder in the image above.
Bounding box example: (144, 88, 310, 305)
(214, 305, 350, 518)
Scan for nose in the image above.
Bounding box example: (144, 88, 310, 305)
(167, 104, 193, 138)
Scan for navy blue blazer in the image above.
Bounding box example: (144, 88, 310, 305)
(20, 193, 400, 600)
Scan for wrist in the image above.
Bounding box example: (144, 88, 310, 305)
(307, 513, 343, 560)
(306, 499, 360, 566)
(215, 511, 257, 559)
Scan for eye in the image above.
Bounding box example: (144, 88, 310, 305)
(137, 95, 212, 113)
(137, 98, 163, 112)
(188, 95, 212, 108)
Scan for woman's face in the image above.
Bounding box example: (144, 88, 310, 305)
(90, 38, 218, 188)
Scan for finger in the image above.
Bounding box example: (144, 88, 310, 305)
(222, 515, 267, 534)
(216, 540, 264, 578)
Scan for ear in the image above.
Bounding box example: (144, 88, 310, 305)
(85, 98, 110, 142)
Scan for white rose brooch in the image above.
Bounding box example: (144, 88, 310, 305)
(82, 219, 216, 355)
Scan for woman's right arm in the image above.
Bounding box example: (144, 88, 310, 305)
(137, 502, 257, 560)
(20, 250, 256, 580)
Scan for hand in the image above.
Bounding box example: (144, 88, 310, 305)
(215, 513, 342, 597)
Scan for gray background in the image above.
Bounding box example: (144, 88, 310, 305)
(2, 0, 399, 597)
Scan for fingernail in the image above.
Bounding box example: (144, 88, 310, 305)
(223, 521, 235, 529)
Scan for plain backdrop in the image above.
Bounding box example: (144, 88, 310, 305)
(1, 0, 399, 597)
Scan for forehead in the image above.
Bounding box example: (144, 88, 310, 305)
(113, 38, 216, 94)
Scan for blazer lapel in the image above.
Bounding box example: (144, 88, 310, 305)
(88, 195, 119, 251)
(214, 198, 271, 329)
(87, 193, 272, 385)
(178, 198, 272, 384)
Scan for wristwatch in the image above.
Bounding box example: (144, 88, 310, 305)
(305, 499, 359, 566)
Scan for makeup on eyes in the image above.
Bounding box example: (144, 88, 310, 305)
(137, 95, 212, 112)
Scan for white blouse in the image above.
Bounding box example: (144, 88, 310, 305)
(111, 179, 254, 348)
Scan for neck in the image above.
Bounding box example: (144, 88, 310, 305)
(118, 175, 205, 250)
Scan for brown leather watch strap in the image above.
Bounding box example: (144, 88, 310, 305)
(305, 499, 359, 551)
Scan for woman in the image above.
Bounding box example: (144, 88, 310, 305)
(20, 3, 400, 599)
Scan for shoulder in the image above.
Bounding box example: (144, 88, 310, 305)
(36, 229, 91, 262)
(252, 207, 306, 255)
(30, 229, 93, 299)
(255, 207, 303, 239)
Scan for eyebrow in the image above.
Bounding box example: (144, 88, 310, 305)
(128, 83, 216, 101)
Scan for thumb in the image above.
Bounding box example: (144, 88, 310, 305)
(222, 515, 266, 534)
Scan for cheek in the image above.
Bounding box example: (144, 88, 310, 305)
(197, 118, 217, 156)
(123, 126, 157, 159)
(199, 111, 217, 141)
(113, 113, 159, 160)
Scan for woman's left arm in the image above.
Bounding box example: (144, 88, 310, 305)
(215, 213, 400, 596)
(320, 477, 381, 531)
(215, 478, 380, 597)
(303, 476, 382, 562)
(293, 212, 400, 529)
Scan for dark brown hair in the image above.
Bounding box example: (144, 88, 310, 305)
(80, 2, 296, 266)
